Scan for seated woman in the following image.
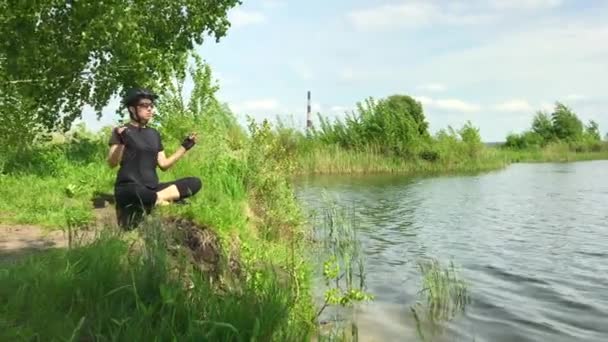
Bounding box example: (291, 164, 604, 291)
(107, 87, 202, 229)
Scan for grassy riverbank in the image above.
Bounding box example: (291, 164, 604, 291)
(277, 96, 607, 176)
(292, 142, 608, 176)
(0, 74, 321, 340)
(295, 144, 509, 175)
(499, 142, 608, 163)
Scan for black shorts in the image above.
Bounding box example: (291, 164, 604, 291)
(114, 177, 202, 229)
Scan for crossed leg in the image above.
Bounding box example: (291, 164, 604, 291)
(115, 177, 203, 229)
(155, 177, 202, 205)
(155, 185, 180, 206)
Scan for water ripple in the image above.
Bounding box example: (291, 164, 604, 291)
(296, 161, 608, 342)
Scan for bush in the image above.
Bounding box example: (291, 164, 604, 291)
(505, 102, 603, 152)
(459, 121, 483, 158)
(312, 94, 431, 157)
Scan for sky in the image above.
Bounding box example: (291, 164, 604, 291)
(80, 0, 608, 142)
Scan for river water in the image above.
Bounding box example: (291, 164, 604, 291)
(295, 160, 608, 342)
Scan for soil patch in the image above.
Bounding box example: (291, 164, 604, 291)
(0, 224, 68, 263)
(162, 217, 242, 283)
(0, 208, 242, 287)
(0, 206, 117, 263)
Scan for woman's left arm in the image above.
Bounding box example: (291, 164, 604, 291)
(157, 133, 197, 171)
(157, 148, 187, 171)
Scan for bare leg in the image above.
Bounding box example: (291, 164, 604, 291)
(155, 185, 180, 206)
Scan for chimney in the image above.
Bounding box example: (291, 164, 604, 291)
(306, 90, 312, 129)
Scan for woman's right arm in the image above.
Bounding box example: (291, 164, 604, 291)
(107, 144, 124, 168)
(107, 127, 126, 168)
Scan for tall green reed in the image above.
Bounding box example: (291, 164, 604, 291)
(308, 193, 373, 341)
(410, 258, 471, 341)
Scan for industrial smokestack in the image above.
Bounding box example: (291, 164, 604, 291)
(306, 90, 312, 129)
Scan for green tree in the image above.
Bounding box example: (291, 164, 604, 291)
(459, 121, 483, 157)
(312, 94, 430, 156)
(550, 102, 583, 141)
(0, 0, 241, 133)
(505, 133, 523, 149)
(383, 94, 430, 137)
(0, 66, 50, 150)
(459, 121, 481, 146)
(531, 111, 554, 144)
(504, 131, 543, 149)
(585, 120, 601, 141)
(522, 131, 544, 147)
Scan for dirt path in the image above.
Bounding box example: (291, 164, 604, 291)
(0, 206, 117, 263)
(0, 224, 68, 261)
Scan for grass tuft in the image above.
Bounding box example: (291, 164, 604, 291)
(411, 258, 471, 341)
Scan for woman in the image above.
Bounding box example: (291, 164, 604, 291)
(107, 87, 202, 229)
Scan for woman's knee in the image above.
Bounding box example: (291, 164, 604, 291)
(176, 177, 202, 198)
(115, 184, 157, 207)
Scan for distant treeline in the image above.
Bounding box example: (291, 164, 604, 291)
(268, 94, 607, 174)
(503, 102, 603, 152)
(307, 94, 485, 162)
(304, 95, 604, 155)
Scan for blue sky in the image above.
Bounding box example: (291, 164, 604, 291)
(81, 0, 608, 142)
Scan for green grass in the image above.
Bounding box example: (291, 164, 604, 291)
(0, 114, 318, 340)
(295, 144, 509, 176)
(0, 220, 310, 341)
(291, 141, 608, 177)
(496, 142, 608, 163)
(410, 258, 471, 342)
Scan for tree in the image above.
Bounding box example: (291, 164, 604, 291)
(459, 121, 481, 146)
(531, 111, 554, 144)
(585, 120, 601, 141)
(384, 94, 430, 137)
(551, 102, 583, 141)
(459, 121, 483, 157)
(0, 76, 48, 150)
(0, 0, 241, 133)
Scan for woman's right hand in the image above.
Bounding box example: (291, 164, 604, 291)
(115, 126, 127, 144)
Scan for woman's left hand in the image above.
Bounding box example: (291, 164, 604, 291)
(181, 132, 198, 151)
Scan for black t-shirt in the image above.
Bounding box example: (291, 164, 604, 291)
(108, 124, 164, 189)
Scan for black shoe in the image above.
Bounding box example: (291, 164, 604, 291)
(174, 199, 189, 205)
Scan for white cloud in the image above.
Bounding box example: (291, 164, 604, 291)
(289, 62, 314, 80)
(261, 0, 286, 9)
(230, 98, 280, 113)
(412, 24, 608, 92)
(435, 99, 482, 113)
(540, 102, 554, 112)
(347, 2, 490, 30)
(494, 99, 533, 112)
(229, 9, 266, 29)
(414, 96, 434, 106)
(414, 96, 482, 113)
(347, 0, 567, 31)
(565, 94, 588, 102)
(339, 67, 356, 81)
(348, 3, 437, 30)
(330, 105, 350, 113)
(489, 0, 562, 10)
(336, 67, 388, 83)
(417, 83, 446, 92)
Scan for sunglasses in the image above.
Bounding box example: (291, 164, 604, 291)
(137, 102, 155, 109)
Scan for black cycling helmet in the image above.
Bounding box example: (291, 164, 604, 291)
(122, 87, 159, 123)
